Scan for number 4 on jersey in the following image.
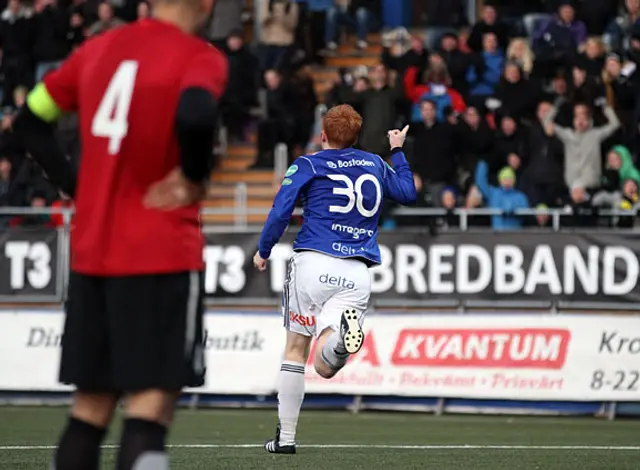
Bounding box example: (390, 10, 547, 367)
(91, 60, 138, 155)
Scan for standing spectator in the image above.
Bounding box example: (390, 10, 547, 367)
(437, 32, 470, 94)
(521, 100, 567, 206)
(506, 38, 535, 76)
(408, 99, 459, 206)
(547, 101, 621, 192)
(339, 64, 404, 156)
(466, 33, 505, 101)
(404, 63, 465, 123)
(468, 3, 510, 53)
(254, 69, 294, 168)
(0, 0, 34, 107)
(301, 0, 333, 61)
(490, 114, 528, 184)
(475, 160, 529, 230)
(136, 1, 149, 19)
(288, 61, 318, 154)
(457, 105, 494, 190)
(604, 0, 640, 53)
(325, 0, 380, 51)
(85, 1, 124, 37)
(220, 29, 259, 143)
(32, 0, 70, 82)
(258, 0, 299, 72)
(493, 61, 538, 122)
(533, 1, 586, 77)
(206, 0, 243, 48)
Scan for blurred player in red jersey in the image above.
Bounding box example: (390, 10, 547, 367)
(12, 0, 228, 467)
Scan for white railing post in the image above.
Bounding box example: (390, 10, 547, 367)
(274, 143, 288, 182)
(234, 182, 248, 229)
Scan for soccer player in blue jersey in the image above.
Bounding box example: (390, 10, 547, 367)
(253, 104, 416, 454)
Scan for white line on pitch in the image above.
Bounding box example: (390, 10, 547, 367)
(0, 444, 639, 451)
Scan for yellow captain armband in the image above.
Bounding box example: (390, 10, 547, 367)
(26, 83, 62, 123)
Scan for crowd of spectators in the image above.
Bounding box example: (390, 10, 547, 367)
(323, 0, 640, 229)
(1, 0, 640, 230)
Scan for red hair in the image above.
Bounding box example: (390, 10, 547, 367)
(322, 104, 363, 149)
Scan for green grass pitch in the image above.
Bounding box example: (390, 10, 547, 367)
(0, 407, 639, 469)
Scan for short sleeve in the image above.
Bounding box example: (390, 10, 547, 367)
(43, 45, 86, 112)
(180, 48, 229, 99)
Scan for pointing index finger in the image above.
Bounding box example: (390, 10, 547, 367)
(401, 125, 410, 136)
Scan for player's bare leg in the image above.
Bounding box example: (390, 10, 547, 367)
(116, 389, 180, 470)
(314, 309, 365, 379)
(265, 331, 311, 454)
(51, 391, 118, 470)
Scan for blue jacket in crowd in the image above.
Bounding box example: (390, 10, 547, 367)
(475, 160, 529, 230)
(466, 51, 504, 96)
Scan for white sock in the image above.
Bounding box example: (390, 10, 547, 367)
(321, 332, 349, 371)
(278, 361, 305, 445)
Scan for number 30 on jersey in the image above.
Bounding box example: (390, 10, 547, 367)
(91, 60, 139, 155)
(328, 174, 382, 218)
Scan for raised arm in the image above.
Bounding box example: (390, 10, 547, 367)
(474, 160, 495, 200)
(597, 105, 621, 141)
(543, 105, 571, 143)
(383, 126, 417, 205)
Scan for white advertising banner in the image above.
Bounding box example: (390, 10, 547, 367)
(305, 314, 640, 400)
(0, 311, 284, 394)
(1, 311, 640, 401)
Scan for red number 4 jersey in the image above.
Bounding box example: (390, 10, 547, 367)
(44, 19, 228, 275)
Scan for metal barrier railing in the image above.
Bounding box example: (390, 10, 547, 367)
(1, 205, 637, 228)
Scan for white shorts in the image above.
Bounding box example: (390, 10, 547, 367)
(282, 251, 371, 337)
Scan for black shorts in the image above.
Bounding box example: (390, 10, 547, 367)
(60, 271, 205, 392)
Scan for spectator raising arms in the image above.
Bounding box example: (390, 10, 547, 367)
(546, 100, 620, 196)
(475, 160, 529, 230)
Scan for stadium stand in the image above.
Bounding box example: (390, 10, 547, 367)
(3, 0, 638, 230)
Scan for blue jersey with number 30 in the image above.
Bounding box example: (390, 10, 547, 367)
(258, 148, 416, 265)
